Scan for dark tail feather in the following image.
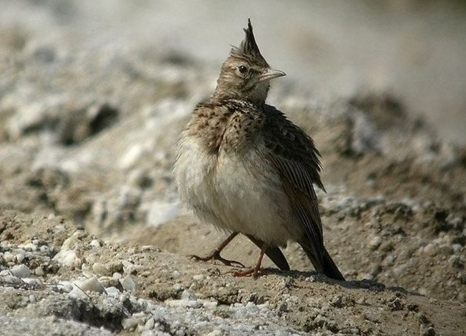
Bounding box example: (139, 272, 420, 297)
(321, 249, 345, 281)
(300, 243, 345, 281)
(247, 235, 290, 271)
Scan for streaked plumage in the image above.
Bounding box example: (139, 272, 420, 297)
(174, 19, 344, 280)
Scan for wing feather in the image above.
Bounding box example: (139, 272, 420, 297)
(262, 105, 325, 257)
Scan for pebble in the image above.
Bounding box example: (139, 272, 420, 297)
(74, 277, 106, 294)
(98, 276, 119, 288)
(11, 265, 31, 278)
(192, 274, 204, 282)
(15, 252, 26, 263)
(180, 290, 197, 301)
(423, 243, 438, 257)
(120, 275, 137, 292)
(144, 317, 155, 330)
(368, 236, 382, 250)
(93, 262, 112, 276)
(57, 281, 73, 293)
(2, 275, 21, 285)
(53, 250, 82, 268)
(165, 299, 202, 308)
(89, 239, 101, 248)
(34, 266, 45, 276)
(4, 252, 14, 263)
(106, 286, 121, 298)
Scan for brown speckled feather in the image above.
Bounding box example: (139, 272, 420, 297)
(174, 19, 345, 280)
(261, 105, 325, 262)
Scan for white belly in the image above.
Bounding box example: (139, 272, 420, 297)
(174, 136, 302, 246)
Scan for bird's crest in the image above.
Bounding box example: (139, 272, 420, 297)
(230, 19, 269, 67)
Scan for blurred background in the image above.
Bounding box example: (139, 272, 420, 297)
(1, 0, 466, 144)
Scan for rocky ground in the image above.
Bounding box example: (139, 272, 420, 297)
(1, 1, 466, 335)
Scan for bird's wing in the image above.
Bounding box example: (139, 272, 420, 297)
(262, 105, 325, 254)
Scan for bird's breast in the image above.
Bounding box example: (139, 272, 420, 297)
(174, 134, 301, 245)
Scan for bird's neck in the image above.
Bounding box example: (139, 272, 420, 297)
(212, 84, 268, 106)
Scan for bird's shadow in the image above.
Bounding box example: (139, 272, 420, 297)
(261, 267, 416, 296)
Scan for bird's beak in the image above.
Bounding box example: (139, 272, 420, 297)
(258, 68, 286, 83)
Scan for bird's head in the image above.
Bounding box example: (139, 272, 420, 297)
(213, 19, 286, 104)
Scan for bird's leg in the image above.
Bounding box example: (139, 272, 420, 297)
(189, 232, 245, 268)
(233, 242, 268, 278)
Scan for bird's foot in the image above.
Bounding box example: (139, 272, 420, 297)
(189, 251, 245, 268)
(231, 266, 265, 278)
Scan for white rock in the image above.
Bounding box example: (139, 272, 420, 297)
(57, 281, 74, 293)
(3, 252, 14, 263)
(93, 262, 111, 276)
(22, 278, 42, 286)
(423, 243, 439, 256)
(90, 239, 101, 248)
(368, 236, 382, 250)
(105, 286, 121, 298)
(192, 274, 204, 282)
(11, 265, 30, 278)
(61, 235, 81, 251)
(120, 275, 137, 292)
(1, 275, 21, 285)
(53, 250, 82, 268)
(144, 317, 155, 330)
(74, 277, 105, 294)
(15, 251, 26, 263)
(180, 290, 197, 301)
(35, 267, 45, 276)
(165, 299, 202, 308)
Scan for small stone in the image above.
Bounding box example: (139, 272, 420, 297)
(192, 274, 204, 282)
(35, 267, 45, 276)
(90, 239, 101, 248)
(74, 277, 105, 294)
(121, 316, 142, 331)
(181, 290, 197, 301)
(15, 252, 26, 263)
(2, 275, 21, 285)
(120, 292, 130, 302)
(53, 250, 82, 268)
(165, 299, 202, 308)
(57, 281, 73, 293)
(144, 317, 155, 330)
(4, 252, 14, 263)
(22, 278, 42, 286)
(368, 236, 382, 250)
(98, 276, 119, 288)
(120, 275, 137, 292)
(105, 286, 121, 298)
(172, 271, 181, 278)
(93, 262, 112, 276)
(423, 243, 438, 257)
(11, 264, 30, 278)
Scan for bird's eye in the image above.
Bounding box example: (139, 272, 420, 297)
(238, 65, 248, 74)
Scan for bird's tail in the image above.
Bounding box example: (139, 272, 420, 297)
(300, 243, 345, 281)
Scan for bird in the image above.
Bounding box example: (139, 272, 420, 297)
(173, 19, 345, 280)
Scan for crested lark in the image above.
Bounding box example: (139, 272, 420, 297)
(174, 20, 345, 280)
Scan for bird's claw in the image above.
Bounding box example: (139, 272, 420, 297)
(229, 266, 265, 278)
(189, 252, 245, 268)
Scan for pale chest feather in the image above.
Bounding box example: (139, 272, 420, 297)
(174, 134, 301, 245)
